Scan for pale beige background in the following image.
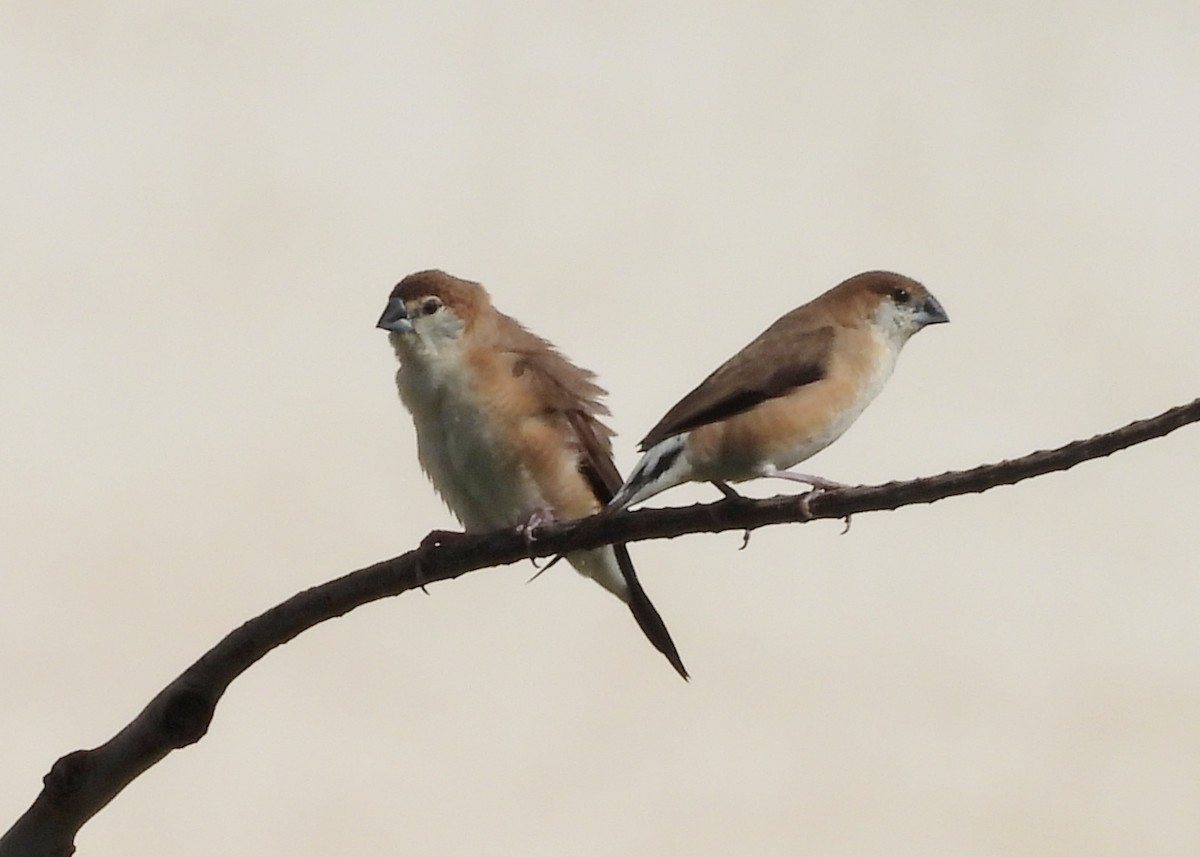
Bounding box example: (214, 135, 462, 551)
(4, 2, 1200, 855)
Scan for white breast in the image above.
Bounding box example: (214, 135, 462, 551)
(768, 329, 899, 472)
(394, 346, 544, 532)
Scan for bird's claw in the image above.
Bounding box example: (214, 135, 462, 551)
(711, 480, 743, 500)
(797, 489, 822, 521)
(526, 553, 566, 584)
(796, 489, 851, 532)
(515, 508, 557, 550)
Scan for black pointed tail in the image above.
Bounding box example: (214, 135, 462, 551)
(614, 544, 688, 680)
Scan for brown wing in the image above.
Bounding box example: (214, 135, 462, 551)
(639, 319, 836, 451)
(565, 409, 625, 502)
(510, 327, 689, 677)
(515, 357, 621, 501)
(501, 317, 622, 502)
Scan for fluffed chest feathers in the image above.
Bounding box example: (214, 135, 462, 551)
(394, 359, 542, 530)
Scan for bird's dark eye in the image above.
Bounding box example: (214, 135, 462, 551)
(890, 287, 911, 305)
(421, 297, 442, 316)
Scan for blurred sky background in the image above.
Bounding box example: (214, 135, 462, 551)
(4, 2, 1200, 855)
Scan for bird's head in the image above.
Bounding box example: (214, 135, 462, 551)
(831, 270, 949, 346)
(377, 270, 491, 358)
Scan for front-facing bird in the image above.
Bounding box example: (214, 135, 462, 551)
(609, 271, 949, 512)
(377, 269, 687, 678)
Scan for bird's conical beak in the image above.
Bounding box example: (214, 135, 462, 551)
(377, 296, 414, 334)
(918, 294, 949, 326)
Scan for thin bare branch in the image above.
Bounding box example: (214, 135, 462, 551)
(3, 396, 1197, 857)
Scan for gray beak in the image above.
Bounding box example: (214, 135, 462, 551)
(917, 293, 950, 326)
(377, 296, 414, 334)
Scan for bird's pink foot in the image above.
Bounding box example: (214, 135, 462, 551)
(711, 480, 743, 500)
(709, 482, 756, 548)
(796, 486, 852, 523)
(764, 468, 848, 491)
(797, 490, 820, 521)
(516, 508, 557, 548)
(805, 475, 849, 491)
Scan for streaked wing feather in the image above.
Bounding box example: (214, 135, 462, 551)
(565, 410, 623, 501)
(506, 326, 620, 501)
(639, 324, 836, 450)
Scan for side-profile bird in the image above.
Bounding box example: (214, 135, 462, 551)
(609, 270, 949, 512)
(377, 269, 687, 679)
